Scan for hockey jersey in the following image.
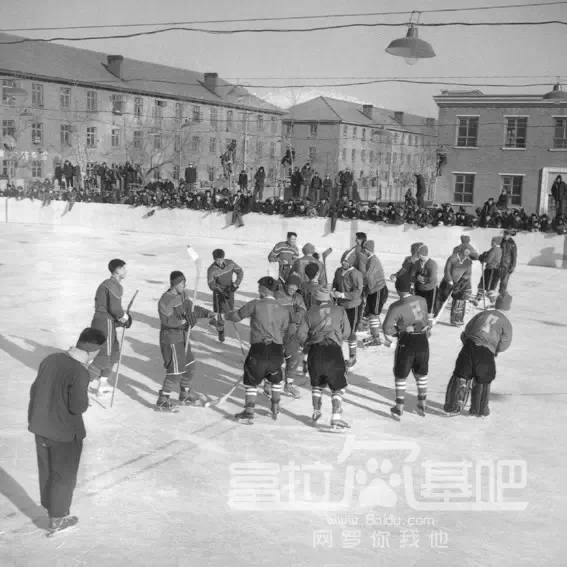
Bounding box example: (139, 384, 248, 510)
(332, 266, 363, 308)
(268, 241, 299, 267)
(500, 239, 517, 271)
(414, 258, 438, 292)
(461, 309, 513, 354)
(479, 246, 502, 269)
(364, 254, 386, 294)
(290, 255, 327, 287)
(227, 296, 291, 345)
(158, 289, 212, 344)
(300, 280, 323, 311)
(341, 244, 368, 275)
(207, 259, 244, 293)
(93, 278, 124, 321)
(444, 253, 473, 284)
(382, 294, 429, 335)
(296, 303, 351, 347)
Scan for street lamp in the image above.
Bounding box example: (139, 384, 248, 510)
(386, 13, 435, 65)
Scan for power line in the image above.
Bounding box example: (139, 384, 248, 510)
(1, 1, 565, 32)
(0, 20, 566, 44)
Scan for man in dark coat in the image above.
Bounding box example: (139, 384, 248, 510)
(551, 175, 567, 219)
(28, 328, 106, 535)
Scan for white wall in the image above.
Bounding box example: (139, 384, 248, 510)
(2, 198, 565, 268)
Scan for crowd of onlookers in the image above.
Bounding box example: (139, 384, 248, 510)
(1, 176, 566, 235)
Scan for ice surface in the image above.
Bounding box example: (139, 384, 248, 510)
(0, 222, 565, 566)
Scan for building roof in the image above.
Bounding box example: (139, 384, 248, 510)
(0, 32, 283, 113)
(434, 89, 567, 108)
(283, 96, 436, 134)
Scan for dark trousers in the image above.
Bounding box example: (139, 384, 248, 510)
(416, 288, 435, 314)
(35, 435, 83, 518)
(477, 267, 499, 294)
(498, 267, 512, 295)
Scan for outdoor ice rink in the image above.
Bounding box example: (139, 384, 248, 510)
(1, 219, 565, 567)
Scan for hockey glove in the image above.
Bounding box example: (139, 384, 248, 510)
(230, 283, 239, 292)
(186, 312, 198, 329)
(124, 313, 133, 329)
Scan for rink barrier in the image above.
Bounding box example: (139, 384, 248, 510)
(2, 197, 566, 268)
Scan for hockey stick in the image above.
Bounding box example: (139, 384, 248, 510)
(110, 289, 139, 408)
(231, 320, 247, 359)
(185, 245, 202, 353)
(480, 262, 487, 311)
(213, 376, 242, 406)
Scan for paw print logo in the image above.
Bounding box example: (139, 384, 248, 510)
(355, 458, 402, 508)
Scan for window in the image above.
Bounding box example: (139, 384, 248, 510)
(257, 115, 264, 131)
(362, 128, 366, 141)
(270, 117, 277, 134)
(134, 97, 143, 118)
(133, 130, 143, 149)
(174, 134, 181, 153)
(32, 83, 44, 108)
(60, 87, 71, 108)
(153, 133, 162, 150)
(226, 110, 233, 131)
(172, 164, 180, 181)
(86, 162, 95, 177)
(268, 167, 274, 180)
(361, 150, 366, 162)
(353, 127, 357, 138)
(31, 122, 43, 145)
(309, 146, 317, 161)
(285, 123, 294, 136)
(175, 102, 183, 120)
(2, 120, 15, 138)
(343, 125, 348, 137)
(342, 148, 347, 160)
(392, 152, 398, 165)
(2, 159, 16, 178)
(87, 91, 97, 112)
(501, 175, 523, 206)
(504, 117, 527, 148)
(310, 123, 318, 137)
(60, 124, 72, 146)
(454, 173, 475, 203)
(153, 100, 164, 123)
(86, 126, 97, 147)
(256, 140, 263, 156)
(111, 128, 121, 147)
(192, 106, 201, 123)
(456, 117, 479, 147)
(31, 160, 42, 177)
(369, 150, 374, 163)
(553, 118, 567, 149)
(208, 166, 216, 182)
(111, 94, 123, 115)
(209, 137, 216, 153)
(210, 108, 218, 128)
(270, 142, 276, 158)
(191, 136, 200, 152)
(351, 149, 356, 162)
(2, 79, 17, 105)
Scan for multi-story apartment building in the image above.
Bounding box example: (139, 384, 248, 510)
(282, 96, 437, 201)
(0, 33, 283, 187)
(434, 89, 567, 213)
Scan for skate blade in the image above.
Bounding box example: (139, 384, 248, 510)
(390, 411, 401, 421)
(46, 523, 78, 538)
(154, 406, 180, 413)
(234, 417, 254, 425)
(416, 409, 426, 417)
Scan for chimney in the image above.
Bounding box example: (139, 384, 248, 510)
(204, 72, 218, 93)
(394, 111, 404, 123)
(362, 104, 374, 119)
(107, 55, 124, 79)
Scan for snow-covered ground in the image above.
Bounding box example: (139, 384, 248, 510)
(0, 222, 565, 567)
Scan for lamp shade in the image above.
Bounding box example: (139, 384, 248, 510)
(385, 25, 436, 61)
(543, 83, 567, 101)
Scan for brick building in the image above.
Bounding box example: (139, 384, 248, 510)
(434, 89, 567, 214)
(0, 33, 283, 188)
(282, 96, 437, 201)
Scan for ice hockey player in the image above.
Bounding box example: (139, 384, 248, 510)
(413, 245, 438, 314)
(360, 240, 390, 347)
(156, 271, 217, 412)
(28, 327, 106, 536)
(382, 272, 430, 420)
(389, 242, 423, 284)
(226, 276, 291, 423)
(499, 229, 517, 295)
(434, 244, 474, 325)
(296, 287, 351, 429)
(268, 232, 300, 282)
(474, 237, 502, 306)
(332, 256, 364, 367)
(89, 259, 133, 396)
(290, 242, 328, 287)
(341, 231, 368, 275)
(452, 234, 479, 260)
(274, 274, 306, 399)
(207, 249, 244, 342)
(301, 262, 324, 310)
(444, 292, 513, 417)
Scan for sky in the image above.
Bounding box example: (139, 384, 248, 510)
(1, 0, 566, 117)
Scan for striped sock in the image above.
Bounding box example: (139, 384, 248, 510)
(271, 382, 283, 403)
(395, 379, 406, 407)
(348, 340, 357, 360)
(369, 316, 381, 338)
(331, 389, 344, 417)
(415, 375, 428, 401)
(244, 386, 257, 411)
(312, 387, 322, 411)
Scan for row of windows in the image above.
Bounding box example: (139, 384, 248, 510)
(453, 173, 523, 206)
(2, 159, 43, 178)
(456, 116, 567, 149)
(338, 146, 424, 166)
(1, 80, 278, 132)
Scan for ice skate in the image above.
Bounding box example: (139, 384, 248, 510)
(155, 391, 179, 413)
(416, 401, 426, 417)
(284, 383, 301, 399)
(47, 515, 78, 537)
(390, 405, 403, 421)
(179, 388, 208, 407)
(312, 410, 322, 422)
(330, 415, 350, 430)
(235, 410, 254, 424)
(346, 355, 357, 368)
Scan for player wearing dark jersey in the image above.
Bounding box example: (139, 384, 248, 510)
(382, 273, 431, 420)
(156, 271, 216, 412)
(226, 277, 291, 423)
(444, 293, 513, 417)
(290, 243, 327, 287)
(474, 237, 502, 306)
(207, 249, 244, 342)
(296, 288, 352, 429)
(390, 242, 423, 286)
(89, 259, 132, 396)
